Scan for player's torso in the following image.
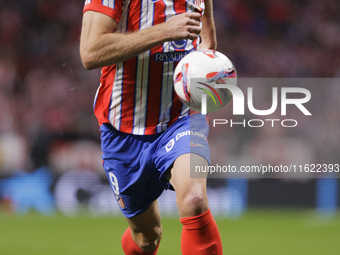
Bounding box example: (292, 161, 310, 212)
(116, 0, 204, 66)
(95, 0, 204, 135)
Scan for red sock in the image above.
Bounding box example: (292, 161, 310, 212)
(121, 227, 160, 255)
(180, 209, 223, 255)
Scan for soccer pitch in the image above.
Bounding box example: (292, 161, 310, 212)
(1, 209, 339, 255)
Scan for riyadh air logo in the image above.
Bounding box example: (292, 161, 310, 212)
(171, 40, 188, 50)
(197, 82, 223, 107)
(154, 40, 194, 62)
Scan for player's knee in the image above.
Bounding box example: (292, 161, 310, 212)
(178, 192, 208, 216)
(136, 226, 162, 252)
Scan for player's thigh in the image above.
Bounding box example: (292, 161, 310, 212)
(168, 153, 209, 217)
(169, 153, 208, 193)
(126, 199, 162, 242)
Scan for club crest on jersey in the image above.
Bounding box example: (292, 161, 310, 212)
(115, 195, 126, 209)
(186, 0, 204, 10)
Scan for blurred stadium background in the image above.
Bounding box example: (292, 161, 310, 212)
(0, 0, 340, 254)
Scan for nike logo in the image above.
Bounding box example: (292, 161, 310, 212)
(190, 141, 205, 147)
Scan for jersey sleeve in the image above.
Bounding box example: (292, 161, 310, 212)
(83, 0, 124, 24)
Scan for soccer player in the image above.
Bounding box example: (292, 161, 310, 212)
(80, 0, 222, 254)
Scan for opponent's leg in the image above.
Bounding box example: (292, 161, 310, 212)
(169, 153, 223, 255)
(122, 200, 162, 254)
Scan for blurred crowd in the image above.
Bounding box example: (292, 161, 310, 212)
(0, 0, 339, 181)
(215, 0, 340, 77)
(0, 0, 101, 175)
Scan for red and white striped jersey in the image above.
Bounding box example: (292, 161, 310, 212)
(83, 0, 205, 135)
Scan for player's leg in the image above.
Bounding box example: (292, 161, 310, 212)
(168, 153, 209, 217)
(168, 153, 223, 255)
(100, 124, 167, 254)
(122, 200, 162, 254)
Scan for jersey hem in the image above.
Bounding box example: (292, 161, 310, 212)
(97, 113, 204, 136)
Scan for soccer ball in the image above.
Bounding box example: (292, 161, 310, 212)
(173, 50, 237, 113)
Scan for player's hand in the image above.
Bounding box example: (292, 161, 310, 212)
(164, 12, 201, 41)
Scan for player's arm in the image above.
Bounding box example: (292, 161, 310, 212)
(80, 11, 202, 70)
(199, 0, 217, 50)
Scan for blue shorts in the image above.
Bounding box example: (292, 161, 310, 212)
(100, 114, 210, 218)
